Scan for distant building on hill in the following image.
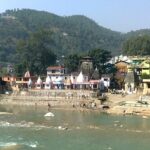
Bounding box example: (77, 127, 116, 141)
(1, 14, 16, 20)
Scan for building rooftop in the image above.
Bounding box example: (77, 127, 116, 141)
(47, 66, 64, 70)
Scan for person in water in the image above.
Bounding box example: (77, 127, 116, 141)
(48, 102, 51, 111)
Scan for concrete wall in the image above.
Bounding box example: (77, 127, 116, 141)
(11, 89, 97, 101)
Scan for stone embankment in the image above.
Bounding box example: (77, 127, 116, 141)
(0, 89, 99, 107)
(2, 89, 150, 116)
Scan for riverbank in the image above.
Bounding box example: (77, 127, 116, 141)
(1, 90, 150, 116)
(0, 90, 100, 109)
(107, 93, 150, 116)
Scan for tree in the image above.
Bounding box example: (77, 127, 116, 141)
(16, 29, 56, 76)
(0, 9, 124, 64)
(64, 54, 81, 73)
(123, 35, 150, 55)
(105, 63, 117, 74)
(88, 49, 112, 74)
(0, 67, 7, 77)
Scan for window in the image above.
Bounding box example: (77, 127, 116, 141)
(148, 83, 150, 88)
(52, 70, 56, 73)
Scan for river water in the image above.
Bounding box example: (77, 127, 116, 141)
(0, 105, 150, 150)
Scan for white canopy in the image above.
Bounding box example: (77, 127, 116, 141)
(37, 76, 42, 85)
(45, 76, 51, 84)
(76, 71, 84, 83)
(24, 71, 30, 78)
(28, 78, 32, 85)
(70, 74, 74, 84)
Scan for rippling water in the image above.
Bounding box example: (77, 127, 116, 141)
(0, 104, 150, 150)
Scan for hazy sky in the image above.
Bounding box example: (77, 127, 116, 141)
(1, 0, 150, 32)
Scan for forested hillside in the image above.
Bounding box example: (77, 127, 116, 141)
(0, 9, 150, 64)
(125, 29, 150, 38)
(0, 9, 124, 63)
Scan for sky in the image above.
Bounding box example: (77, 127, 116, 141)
(1, 0, 150, 33)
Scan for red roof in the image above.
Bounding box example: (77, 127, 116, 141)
(89, 80, 100, 84)
(47, 66, 64, 70)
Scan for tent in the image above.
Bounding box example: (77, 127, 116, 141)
(76, 71, 89, 89)
(76, 71, 84, 83)
(24, 71, 30, 78)
(45, 76, 52, 89)
(27, 78, 32, 88)
(70, 74, 75, 84)
(36, 76, 43, 89)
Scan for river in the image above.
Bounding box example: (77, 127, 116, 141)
(0, 105, 150, 150)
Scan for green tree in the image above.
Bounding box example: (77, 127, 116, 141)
(16, 29, 56, 76)
(0, 9, 124, 64)
(88, 49, 112, 74)
(0, 67, 7, 77)
(105, 63, 117, 74)
(64, 54, 81, 73)
(123, 35, 150, 55)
